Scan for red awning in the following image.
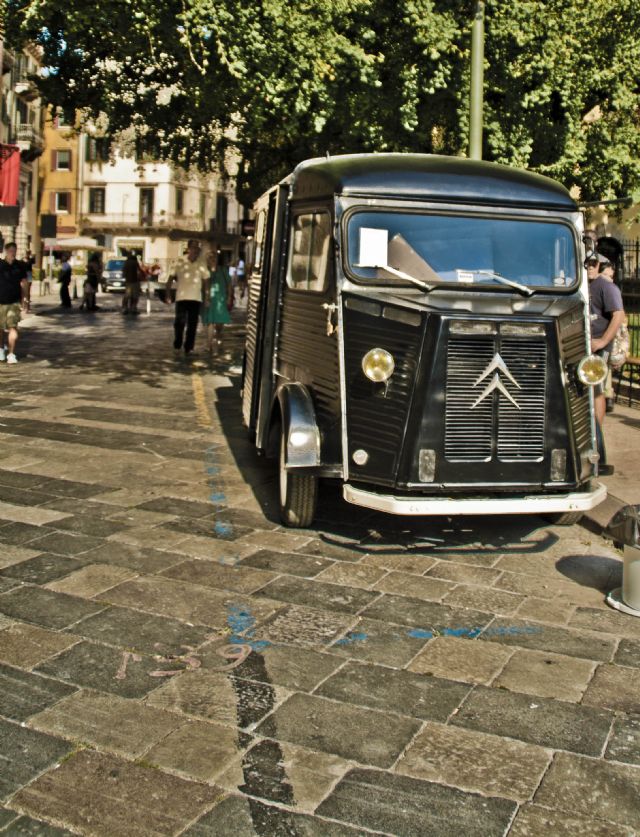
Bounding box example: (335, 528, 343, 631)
(0, 145, 21, 206)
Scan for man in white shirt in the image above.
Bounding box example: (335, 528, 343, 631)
(165, 240, 209, 355)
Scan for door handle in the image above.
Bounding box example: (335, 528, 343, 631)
(322, 303, 338, 336)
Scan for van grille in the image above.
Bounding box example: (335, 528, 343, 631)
(445, 331, 547, 462)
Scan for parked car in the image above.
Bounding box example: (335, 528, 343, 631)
(101, 259, 126, 292)
(242, 153, 608, 527)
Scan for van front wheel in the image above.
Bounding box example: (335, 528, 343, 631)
(279, 432, 317, 528)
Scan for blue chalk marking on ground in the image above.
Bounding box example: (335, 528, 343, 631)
(408, 625, 542, 640)
(226, 604, 271, 651)
(210, 492, 226, 503)
(334, 631, 369, 646)
(215, 521, 234, 537)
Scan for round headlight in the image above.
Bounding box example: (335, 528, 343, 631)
(362, 348, 395, 383)
(577, 354, 608, 386)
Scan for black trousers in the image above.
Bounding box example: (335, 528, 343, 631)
(60, 282, 71, 307)
(174, 300, 201, 352)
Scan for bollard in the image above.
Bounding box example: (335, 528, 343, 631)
(606, 505, 640, 618)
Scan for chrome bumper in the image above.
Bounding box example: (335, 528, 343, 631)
(343, 482, 607, 516)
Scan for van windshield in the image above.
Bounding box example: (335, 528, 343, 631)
(346, 210, 578, 291)
(106, 260, 125, 271)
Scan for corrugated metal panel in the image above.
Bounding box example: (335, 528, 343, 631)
(241, 274, 264, 428)
(445, 336, 494, 461)
(497, 339, 547, 460)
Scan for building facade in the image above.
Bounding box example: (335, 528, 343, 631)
(38, 107, 81, 243)
(77, 141, 246, 275)
(0, 39, 43, 258)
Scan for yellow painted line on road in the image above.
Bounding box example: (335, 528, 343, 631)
(191, 372, 213, 429)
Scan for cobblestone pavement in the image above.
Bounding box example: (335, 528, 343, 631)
(0, 296, 638, 836)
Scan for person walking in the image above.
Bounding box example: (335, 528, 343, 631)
(236, 256, 246, 301)
(202, 251, 233, 353)
(58, 254, 72, 308)
(122, 251, 142, 315)
(0, 242, 30, 364)
(165, 240, 209, 356)
(588, 255, 625, 475)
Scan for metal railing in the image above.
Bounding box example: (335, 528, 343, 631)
(14, 123, 43, 148)
(81, 212, 207, 231)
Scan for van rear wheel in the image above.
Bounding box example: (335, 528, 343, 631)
(279, 431, 317, 528)
(544, 511, 583, 526)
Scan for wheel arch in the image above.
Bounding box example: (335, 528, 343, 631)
(273, 383, 321, 469)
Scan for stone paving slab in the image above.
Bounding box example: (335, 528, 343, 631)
(491, 648, 596, 702)
(0, 718, 71, 802)
(0, 664, 76, 722)
(533, 752, 640, 831)
(0, 555, 82, 586)
(9, 750, 223, 837)
(160, 558, 277, 595)
(34, 641, 169, 700)
(480, 616, 616, 661)
(395, 722, 552, 801)
(316, 660, 470, 722)
(0, 503, 69, 528)
(256, 693, 421, 768)
(147, 670, 291, 730)
(28, 690, 184, 759)
(452, 685, 614, 755)
(68, 604, 213, 656)
(408, 635, 513, 685)
(97, 575, 281, 631)
(45, 564, 138, 598)
(316, 768, 517, 836)
(216, 739, 349, 813)
(509, 803, 633, 837)
(255, 575, 380, 615)
(238, 548, 333, 578)
(581, 663, 640, 713)
(605, 714, 640, 766)
(327, 616, 430, 668)
(183, 795, 362, 837)
(0, 623, 78, 671)
(0, 587, 106, 630)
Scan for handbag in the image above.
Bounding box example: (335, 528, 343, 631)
(609, 321, 630, 369)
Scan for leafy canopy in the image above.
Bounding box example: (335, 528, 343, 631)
(7, 0, 640, 204)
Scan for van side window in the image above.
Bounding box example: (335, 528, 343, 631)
(254, 210, 266, 270)
(287, 211, 331, 292)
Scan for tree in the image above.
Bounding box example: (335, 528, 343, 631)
(6, 0, 640, 203)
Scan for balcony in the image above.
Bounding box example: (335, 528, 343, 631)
(14, 123, 43, 161)
(209, 219, 242, 241)
(13, 79, 39, 102)
(80, 212, 207, 233)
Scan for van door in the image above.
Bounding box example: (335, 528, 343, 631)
(242, 184, 288, 443)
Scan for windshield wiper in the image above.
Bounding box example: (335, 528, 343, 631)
(374, 264, 434, 292)
(475, 270, 534, 297)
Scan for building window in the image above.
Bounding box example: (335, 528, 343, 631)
(199, 192, 206, 219)
(88, 187, 105, 214)
(55, 192, 71, 214)
(215, 194, 228, 230)
(176, 188, 185, 216)
(86, 137, 109, 162)
(54, 149, 71, 170)
(287, 211, 332, 292)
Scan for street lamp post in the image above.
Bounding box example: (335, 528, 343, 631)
(469, 1, 485, 160)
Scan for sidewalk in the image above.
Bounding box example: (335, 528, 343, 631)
(584, 402, 640, 534)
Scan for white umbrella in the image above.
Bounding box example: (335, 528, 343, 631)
(44, 236, 106, 251)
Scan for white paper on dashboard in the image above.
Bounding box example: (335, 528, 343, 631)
(358, 227, 389, 267)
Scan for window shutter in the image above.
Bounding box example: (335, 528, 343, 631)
(68, 151, 72, 173)
(49, 192, 55, 212)
(51, 150, 57, 170)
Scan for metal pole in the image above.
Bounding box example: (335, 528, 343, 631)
(469, 1, 485, 160)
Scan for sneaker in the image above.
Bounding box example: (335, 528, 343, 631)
(6, 353, 17, 364)
(0, 347, 6, 362)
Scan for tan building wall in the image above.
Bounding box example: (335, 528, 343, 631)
(38, 108, 80, 244)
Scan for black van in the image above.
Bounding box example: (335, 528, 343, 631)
(241, 154, 607, 527)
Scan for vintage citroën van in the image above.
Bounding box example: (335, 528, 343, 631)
(241, 154, 607, 527)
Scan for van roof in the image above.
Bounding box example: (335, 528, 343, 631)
(289, 153, 576, 210)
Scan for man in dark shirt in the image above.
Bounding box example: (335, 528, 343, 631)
(0, 242, 29, 364)
(588, 255, 625, 472)
(122, 252, 142, 315)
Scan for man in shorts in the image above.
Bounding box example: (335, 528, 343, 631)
(0, 242, 29, 364)
(164, 240, 209, 356)
(588, 254, 625, 474)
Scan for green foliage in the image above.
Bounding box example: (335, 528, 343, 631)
(7, 0, 640, 203)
